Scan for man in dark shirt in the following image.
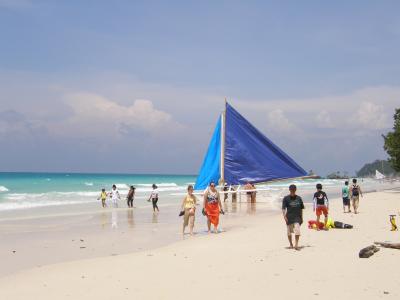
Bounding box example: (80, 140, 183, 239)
(313, 183, 329, 230)
(282, 184, 305, 250)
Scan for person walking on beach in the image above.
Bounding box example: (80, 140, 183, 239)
(126, 186, 135, 208)
(342, 181, 351, 213)
(110, 184, 121, 208)
(97, 188, 107, 208)
(282, 184, 304, 250)
(349, 178, 363, 214)
(148, 184, 159, 212)
(203, 182, 224, 233)
(313, 183, 329, 230)
(223, 183, 229, 202)
(180, 185, 197, 235)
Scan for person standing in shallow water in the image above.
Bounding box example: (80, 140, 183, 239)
(97, 188, 107, 208)
(223, 183, 229, 202)
(180, 185, 197, 235)
(282, 184, 304, 250)
(203, 182, 224, 233)
(126, 186, 135, 208)
(110, 184, 121, 208)
(251, 183, 257, 203)
(148, 184, 159, 212)
(245, 182, 253, 202)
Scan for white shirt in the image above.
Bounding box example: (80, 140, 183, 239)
(151, 188, 159, 199)
(111, 189, 120, 201)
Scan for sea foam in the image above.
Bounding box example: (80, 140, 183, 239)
(115, 183, 130, 190)
(136, 183, 178, 187)
(0, 185, 9, 192)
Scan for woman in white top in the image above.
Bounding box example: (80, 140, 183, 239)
(148, 184, 159, 212)
(110, 184, 121, 208)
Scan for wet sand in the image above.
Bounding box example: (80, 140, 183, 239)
(0, 199, 276, 277)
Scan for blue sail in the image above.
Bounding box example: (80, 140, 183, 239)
(194, 117, 221, 190)
(224, 103, 307, 185)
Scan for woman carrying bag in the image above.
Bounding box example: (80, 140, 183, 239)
(180, 185, 197, 235)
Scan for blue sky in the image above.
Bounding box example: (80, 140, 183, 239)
(0, 0, 399, 175)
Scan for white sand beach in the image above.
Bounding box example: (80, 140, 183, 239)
(0, 189, 399, 299)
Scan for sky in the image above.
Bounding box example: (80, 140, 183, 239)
(0, 0, 399, 176)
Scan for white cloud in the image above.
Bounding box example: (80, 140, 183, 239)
(315, 110, 334, 128)
(236, 85, 398, 133)
(266, 109, 297, 133)
(0, 70, 397, 174)
(355, 102, 390, 130)
(48, 92, 184, 139)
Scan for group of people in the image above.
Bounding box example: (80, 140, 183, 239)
(97, 184, 159, 212)
(180, 182, 225, 235)
(282, 179, 363, 250)
(97, 181, 225, 235)
(341, 178, 363, 214)
(99, 178, 364, 245)
(98, 185, 123, 208)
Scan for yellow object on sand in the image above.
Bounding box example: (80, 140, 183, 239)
(326, 217, 335, 229)
(390, 215, 398, 231)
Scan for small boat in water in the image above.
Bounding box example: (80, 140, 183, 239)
(375, 170, 385, 180)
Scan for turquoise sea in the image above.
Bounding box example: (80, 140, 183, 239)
(0, 172, 196, 211)
(0, 172, 395, 211)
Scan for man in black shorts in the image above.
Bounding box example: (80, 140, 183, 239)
(342, 181, 350, 213)
(282, 184, 305, 250)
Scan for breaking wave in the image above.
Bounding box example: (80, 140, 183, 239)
(0, 185, 9, 192)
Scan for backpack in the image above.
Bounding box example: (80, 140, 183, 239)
(352, 185, 359, 196)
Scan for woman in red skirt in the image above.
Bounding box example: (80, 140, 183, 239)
(203, 182, 224, 233)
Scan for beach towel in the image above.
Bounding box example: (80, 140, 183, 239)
(308, 220, 325, 230)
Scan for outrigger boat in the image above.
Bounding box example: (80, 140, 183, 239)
(193, 101, 308, 195)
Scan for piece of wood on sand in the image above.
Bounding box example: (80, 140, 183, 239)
(374, 242, 400, 249)
(359, 245, 380, 258)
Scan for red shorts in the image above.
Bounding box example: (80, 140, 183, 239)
(316, 205, 328, 216)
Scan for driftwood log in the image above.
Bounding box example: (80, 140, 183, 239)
(374, 242, 400, 249)
(359, 245, 380, 258)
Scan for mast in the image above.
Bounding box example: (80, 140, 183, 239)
(220, 99, 227, 184)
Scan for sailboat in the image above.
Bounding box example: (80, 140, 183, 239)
(194, 102, 307, 190)
(375, 170, 385, 180)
